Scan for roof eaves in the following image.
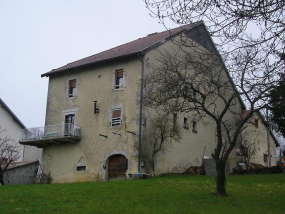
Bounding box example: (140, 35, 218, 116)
(41, 52, 141, 78)
(0, 98, 26, 129)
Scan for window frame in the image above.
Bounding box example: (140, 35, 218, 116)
(68, 79, 77, 97)
(114, 69, 125, 90)
(192, 120, 198, 133)
(111, 108, 122, 127)
(183, 113, 189, 129)
(263, 153, 268, 163)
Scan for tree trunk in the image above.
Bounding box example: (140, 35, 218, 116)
(0, 172, 4, 185)
(215, 160, 227, 196)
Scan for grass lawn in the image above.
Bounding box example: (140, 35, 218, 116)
(0, 174, 284, 214)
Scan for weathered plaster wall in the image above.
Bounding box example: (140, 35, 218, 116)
(43, 57, 142, 183)
(242, 115, 277, 166)
(143, 35, 241, 174)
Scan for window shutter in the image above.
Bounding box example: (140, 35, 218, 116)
(112, 109, 121, 118)
(116, 70, 124, 78)
(70, 79, 76, 88)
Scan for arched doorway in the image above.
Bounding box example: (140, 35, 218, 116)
(108, 154, 128, 180)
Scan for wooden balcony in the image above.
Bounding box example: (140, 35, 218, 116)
(19, 124, 81, 148)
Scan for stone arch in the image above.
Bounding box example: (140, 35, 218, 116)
(104, 151, 128, 180)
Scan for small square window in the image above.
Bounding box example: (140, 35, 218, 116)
(112, 109, 122, 126)
(115, 69, 124, 89)
(68, 79, 77, 97)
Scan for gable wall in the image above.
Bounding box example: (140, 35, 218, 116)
(143, 35, 242, 174)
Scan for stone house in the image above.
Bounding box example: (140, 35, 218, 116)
(19, 22, 278, 183)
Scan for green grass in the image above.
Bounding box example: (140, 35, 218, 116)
(0, 174, 285, 214)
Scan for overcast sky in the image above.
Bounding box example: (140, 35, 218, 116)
(0, 1, 177, 128)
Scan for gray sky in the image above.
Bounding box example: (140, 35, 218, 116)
(0, 1, 177, 128)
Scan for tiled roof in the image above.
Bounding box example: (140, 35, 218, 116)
(41, 23, 200, 77)
(4, 160, 39, 170)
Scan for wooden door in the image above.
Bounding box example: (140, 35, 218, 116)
(108, 155, 127, 180)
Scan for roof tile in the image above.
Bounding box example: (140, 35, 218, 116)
(42, 24, 196, 77)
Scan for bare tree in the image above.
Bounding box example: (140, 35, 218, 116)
(0, 130, 21, 185)
(143, 0, 284, 196)
(143, 39, 279, 195)
(144, 0, 285, 71)
(141, 113, 181, 175)
(240, 130, 259, 166)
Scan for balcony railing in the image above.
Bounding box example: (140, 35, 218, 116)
(19, 123, 81, 148)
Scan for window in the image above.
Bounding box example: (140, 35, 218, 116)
(76, 166, 86, 171)
(111, 109, 122, 126)
(263, 154, 268, 163)
(182, 84, 197, 100)
(115, 69, 124, 89)
(173, 113, 178, 131)
(254, 119, 259, 128)
(183, 117, 189, 129)
(65, 114, 75, 136)
(68, 79, 77, 97)
(192, 120, 197, 133)
(183, 85, 189, 96)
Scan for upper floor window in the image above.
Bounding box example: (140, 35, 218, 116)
(111, 109, 122, 126)
(68, 79, 77, 97)
(115, 69, 124, 89)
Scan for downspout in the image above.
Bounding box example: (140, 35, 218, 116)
(138, 52, 145, 172)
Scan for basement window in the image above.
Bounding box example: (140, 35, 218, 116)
(76, 166, 86, 171)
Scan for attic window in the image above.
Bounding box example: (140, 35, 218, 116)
(115, 69, 124, 89)
(68, 79, 77, 97)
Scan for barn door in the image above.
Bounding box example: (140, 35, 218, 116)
(108, 155, 127, 180)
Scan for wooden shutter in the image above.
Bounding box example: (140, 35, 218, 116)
(112, 109, 121, 118)
(116, 70, 124, 78)
(70, 79, 76, 88)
